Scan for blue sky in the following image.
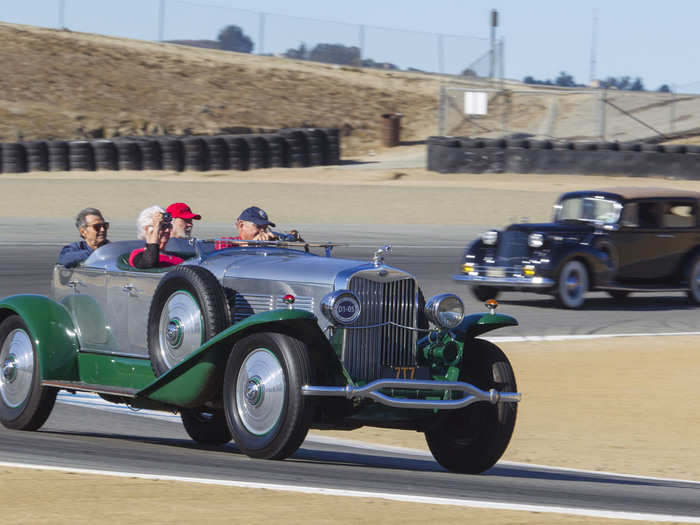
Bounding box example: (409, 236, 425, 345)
(2, 0, 698, 91)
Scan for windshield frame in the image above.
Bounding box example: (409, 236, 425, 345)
(553, 195, 623, 225)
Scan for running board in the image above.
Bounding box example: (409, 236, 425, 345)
(599, 285, 689, 293)
(42, 380, 138, 398)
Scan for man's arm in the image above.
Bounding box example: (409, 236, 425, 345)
(132, 244, 159, 269)
(57, 243, 91, 268)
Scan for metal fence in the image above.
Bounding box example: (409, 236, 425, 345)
(438, 84, 700, 143)
(2, 0, 502, 77)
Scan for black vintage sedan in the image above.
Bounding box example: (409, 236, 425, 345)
(454, 188, 700, 308)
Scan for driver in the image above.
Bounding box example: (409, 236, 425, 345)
(215, 206, 302, 249)
(129, 206, 184, 269)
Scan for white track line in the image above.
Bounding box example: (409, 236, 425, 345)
(487, 331, 700, 343)
(0, 461, 698, 522)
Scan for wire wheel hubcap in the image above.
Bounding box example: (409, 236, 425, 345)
(236, 348, 285, 436)
(0, 329, 33, 408)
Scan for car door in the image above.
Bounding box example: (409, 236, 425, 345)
(659, 199, 700, 279)
(612, 199, 678, 281)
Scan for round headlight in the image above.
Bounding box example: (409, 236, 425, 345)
(481, 230, 498, 245)
(424, 293, 464, 329)
(321, 290, 361, 325)
(528, 232, 544, 248)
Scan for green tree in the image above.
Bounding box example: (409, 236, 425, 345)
(309, 43, 360, 65)
(218, 25, 254, 53)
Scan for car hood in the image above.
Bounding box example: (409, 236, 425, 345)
(197, 248, 407, 287)
(506, 221, 596, 234)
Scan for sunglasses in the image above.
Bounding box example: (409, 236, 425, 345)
(87, 222, 109, 232)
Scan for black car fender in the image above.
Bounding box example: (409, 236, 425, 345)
(549, 244, 612, 288)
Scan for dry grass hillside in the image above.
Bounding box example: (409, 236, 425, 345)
(0, 22, 489, 155)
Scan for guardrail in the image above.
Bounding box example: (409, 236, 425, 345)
(426, 136, 700, 179)
(0, 128, 340, 173)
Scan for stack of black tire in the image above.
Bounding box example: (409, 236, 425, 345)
(0, 128, 340, 174)
(427, 136, 700, 179)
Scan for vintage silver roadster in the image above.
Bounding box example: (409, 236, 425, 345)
(0, 238, 521, 473)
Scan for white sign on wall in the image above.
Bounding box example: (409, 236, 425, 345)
(464, 91, 488, 115)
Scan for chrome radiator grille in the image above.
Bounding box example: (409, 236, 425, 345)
(344, 276, 417, 382)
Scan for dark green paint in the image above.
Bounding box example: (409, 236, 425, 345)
(78, 353, 157, 390)
(0, 294, 79, 381)
(139, 309, 318, 406)
(450, 312, 518, 340)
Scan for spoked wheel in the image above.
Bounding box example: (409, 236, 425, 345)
(425, 339, 517, 474)
(555, 260, 588, 309)
(224, 332, 314, 460)
(472, 286, 499, 302)
(688, 256, 700, 305)
(181, 408, 232, 445)
(0, 315, 57, 430)
(147, 266, 230, 376)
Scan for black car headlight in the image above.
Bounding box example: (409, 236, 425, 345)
(322, 290, 361, 325)
(528, 232, 545, 248)
(424, 294, 464, 329)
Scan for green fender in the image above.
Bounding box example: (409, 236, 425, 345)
(450, 312, 518, 341)
(138, 308, 322, 407)
(0, 294, 80, 381)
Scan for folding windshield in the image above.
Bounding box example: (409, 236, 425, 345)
(554, 196, 622, 225)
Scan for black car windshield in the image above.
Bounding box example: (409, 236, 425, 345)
(554, 197, 621, 224)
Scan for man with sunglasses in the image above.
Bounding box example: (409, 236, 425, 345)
(58, 207, 110, 268)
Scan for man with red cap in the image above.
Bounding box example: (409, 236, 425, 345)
(166, 202, 201, 239)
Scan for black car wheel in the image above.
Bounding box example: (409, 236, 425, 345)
(223, 332, 314, 460)
(181, 408, 232, 445)
(424, 339, 517, 474)
(555, 260, 588, 309)
(0, 315, 57, 430)
(472, 286, 500, 302)
(688, 256, 700, 305)
(147, 266, 230, 376)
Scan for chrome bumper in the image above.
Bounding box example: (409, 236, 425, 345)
(452, 273, 554, 288)
(302, 378, 521, 410)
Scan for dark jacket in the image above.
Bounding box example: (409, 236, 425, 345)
(58, 240, 108, 268)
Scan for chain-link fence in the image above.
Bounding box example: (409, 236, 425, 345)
(3, 0, 502, 77)
(438, 84, 700, 143)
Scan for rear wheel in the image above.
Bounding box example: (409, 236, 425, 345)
(0, 315, 57, 430)
(223, 332, 314, 460)
(687, 256, 700, 305)
(181, 408, 232, 445)
(555, 260, 588, 309)
(425, 339, 517, 474)
(472, 286, 500, 302)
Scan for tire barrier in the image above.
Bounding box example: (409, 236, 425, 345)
(25, 141, 48, 172)
(0, 128, 340, 173)
(115, 140, 142, 171)
(427, 136, 700, 179)
(48, 140, 69, 171)
(93, 139, 118, 171)
(68, 140, 95, 171)
(1, 142, 27, 173)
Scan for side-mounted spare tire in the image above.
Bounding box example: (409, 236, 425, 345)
(0, 315, 58, 430)
(147, 266, 230, 376)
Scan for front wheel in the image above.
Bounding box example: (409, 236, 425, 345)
(0, 315, 57, 430)
(223, 332, 314, 460)
(555, 260, 588, 309)
(424, 339, 517, 474)
(472, 286, 500, 302)
(687, 256, 700, 305)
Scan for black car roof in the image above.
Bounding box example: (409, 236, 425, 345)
(559, 187, 700, 202)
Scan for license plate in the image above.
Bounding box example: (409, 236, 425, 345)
(486, 267, 505, 278)
(382, 366, 430, 380)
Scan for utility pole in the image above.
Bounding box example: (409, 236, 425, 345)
(589, 9, 598, 84)
(489, 9, 498, 79)
(58, 0, 65, 29)
(158, 0, 165, 41)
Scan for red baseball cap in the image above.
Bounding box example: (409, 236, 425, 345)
(166, 202, 201, 220)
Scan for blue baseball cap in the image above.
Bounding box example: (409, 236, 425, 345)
(238, 206, 275, 227)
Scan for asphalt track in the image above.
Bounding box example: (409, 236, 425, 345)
(1, 227, 699, 520)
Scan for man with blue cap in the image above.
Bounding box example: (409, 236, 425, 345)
(215, 206, 302, 249)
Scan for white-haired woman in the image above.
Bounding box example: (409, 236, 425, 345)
(128, 205, 184, 269)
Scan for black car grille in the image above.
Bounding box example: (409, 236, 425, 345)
(344, 276, 417, 382)
(497, 230, 529, 261)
